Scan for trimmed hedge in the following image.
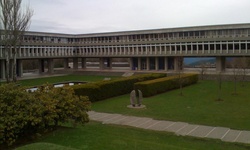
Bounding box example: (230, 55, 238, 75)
(73, 73, 166, 102)
(134, 74, 199, 97)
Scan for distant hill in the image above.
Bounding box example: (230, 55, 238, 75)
(189, 59, 215, 67)
(184, 58, 202, 65)
(184, 57, 215, 67)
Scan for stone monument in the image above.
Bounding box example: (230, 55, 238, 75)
(130, 90, 136, 107)
(128, 89, 145, 108)
(137, 90, 143, 106)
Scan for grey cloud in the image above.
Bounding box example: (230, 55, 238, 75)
(26, 0, 250, 34)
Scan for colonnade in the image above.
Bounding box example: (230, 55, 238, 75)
(1, 56, 226, 80)
(0, 56, 227, 80)
(34, 56, 225, 73)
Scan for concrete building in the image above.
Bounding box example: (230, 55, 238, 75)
(1, 23, 250, 79)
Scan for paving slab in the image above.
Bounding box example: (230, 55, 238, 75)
(188, 125, 215, 138)
(165, 122, 188, 133)
(221, 129, 241, 142)
(108, 116, 129, 124)
(88, 112, 101, 118)
(136, 119, 160, 129)
(147, 121, 175, 131)
(94, 114, 118, 122)
(206, 127, 230, 139)
(87, 111, 96, 116)
(125, 117, 153, 127)
(111, 116, 141, 125)
(235, 131, 250, 144)
(88, 111, 250, 145)
(102, 114, 123, 124)
(175, 124, 199, 136)
(89, 112, 112, 121)
(88, 111, 107, 117)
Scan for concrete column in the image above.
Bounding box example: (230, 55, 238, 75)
(155, 57, 159, 70)
(185, 44, 188, 54)
(146, 57, 150, 71)
(73, 58, 78, 69)
(32, 48, 34, 57)
(48, 59, 54, 74)
(175, 44, 177, 54)
(232, 41, 235, 53)
(208, 42, 211, 54)
(106, 58, 112, 69)
(99, 58, 105, 70)
(129, 58, 133, 70)
(164, 45, 167, 54)
(164, 57, 168, 71)
(39, 59, 45, 74)
(0, 47, 2, 58)
(149, 46, 152, 55)
(159, 45, 162, 55)
(81, 58, 86, 69)
(202, 43, 205, 54)
(33, 48, 36, 57)
(43, 48, 46, 56)
(220, 42, 223, 54)
(214, 43, 217, 53)
(170, 44, 172, 54)
(0, 60, 6, 79)
(216, 56, 226, 72)
(138, 57, 141, 70)
(246, 42, 248, 53)
(226, 42, 229, 54)
(239, 41, 241, 53)
(180, 44, 182, 54)
(16, 59, 23, 77)
(195, 43, 198, 54)
(64, 58, 69, 69)
(155, 45, 157, 55)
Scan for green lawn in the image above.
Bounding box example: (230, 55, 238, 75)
(16, 122, 250, 150)
(17, 75, 119, 87)
(9, 78, 250, 149)
(92, 80, 250, 130)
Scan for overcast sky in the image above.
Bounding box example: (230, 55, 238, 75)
(23, 0, 250, 34)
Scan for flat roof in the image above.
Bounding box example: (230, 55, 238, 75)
(25, 23, 250, 38)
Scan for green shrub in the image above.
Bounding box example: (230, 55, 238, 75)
(33, 84, 91, 127)
(73, 73, 166, 102)
(134, 74, 198, 97)
(70, 83, 99, 103)
(0, 83, 91, 146)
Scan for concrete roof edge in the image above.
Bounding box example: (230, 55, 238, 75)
(23, 23, 250, 37)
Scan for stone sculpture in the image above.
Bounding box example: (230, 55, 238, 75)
(130, 89, 143, 107)
(130, 90, 136, 107)
(137, 90, 143, 106)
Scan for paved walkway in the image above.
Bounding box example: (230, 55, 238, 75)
(88, 111, 250, 145)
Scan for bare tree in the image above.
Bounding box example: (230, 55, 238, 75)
(200, 62, 207, 80)
(0, 0, 33, 82)
(216, 71, 223, 101)
(239, 57, 249, 86)
(0, 0, 12, 82)
(177, 56, 184, 96)
(231, 58, 240, 95)
(231, 57, 250, 87)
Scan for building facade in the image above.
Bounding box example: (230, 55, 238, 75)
(1, 23, 250, 79)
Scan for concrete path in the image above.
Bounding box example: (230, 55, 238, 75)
(88, 111, 250, 145)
